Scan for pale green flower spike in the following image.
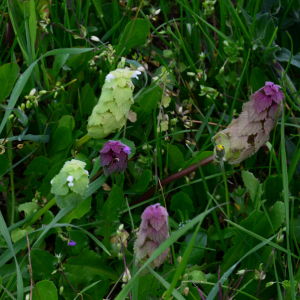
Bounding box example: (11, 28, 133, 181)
(50, 159, 89, 208)
(87, 68, 141, 139)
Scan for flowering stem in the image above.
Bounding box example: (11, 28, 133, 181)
(24, 197, 56, 228)
(220, 160, 230, 226)
(75, 134, 92, 149)
(121, 244, 132, 300)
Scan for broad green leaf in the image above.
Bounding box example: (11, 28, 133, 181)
(125, 170, 152, 193)
(170, 192, 195, 215)
(80, 83, 97, 115)
(57, 115, 75, 132)
(59, 196, 92, 224)
(18, 202, 39, 217)
(167, 145, 184, 172)
(31, 249, 58, 280)
(96, 185, 124, 247)
(0, 155, 9, 176)
(11, 226, 34, 243)
(222, 202, 285, 271)
(250, 67, 269, 92)
(133, 85, 162, 125)
(0, 63, 20, 102)
(64, 248, 118, 283)
(32, 280, 58, 300)
(179, 232, 207, 266)
(117, 19, 150, 55)
(138, 273, 159, 299)
(68, 231, 89, 256)
(51, 126, 72, 153)
(241, 170, 263, 202)
(24, 156, 50, 178)
(264, 175, 283, 207)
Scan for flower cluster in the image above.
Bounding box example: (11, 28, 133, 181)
(212, 82, 284, 164)
(134, 203, 170, 268)
(87, 68, 141, 139)
(50, 159, 89, 208)
(100, 140, 131, 176)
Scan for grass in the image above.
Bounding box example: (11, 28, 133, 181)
(0, 0, 300, 299)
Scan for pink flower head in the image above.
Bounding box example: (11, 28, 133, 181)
(212, 82, 284, 164)
(254, 81, 284, 113)
(134, 204, 170, 268)
(100, 140, 130, 176)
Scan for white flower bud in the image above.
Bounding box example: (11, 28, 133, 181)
(91, 36, 100, 42)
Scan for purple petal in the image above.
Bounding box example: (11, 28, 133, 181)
(264, 85, 275, 96)
(123, 146, 131, 154)
(68, 240, 77, 246)
(100, 152, 113, 166)
(254, 92, 273, 112)
(150, 215, 168, 231)
(271, 90, 284, 104)
(254, 130, 269, 151)
(264, 118, 275, 135)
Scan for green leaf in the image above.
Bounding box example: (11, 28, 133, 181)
(170, 192, 195, 215)
(133, 85, 161, 125)
(222, 202, 285, 271)
(57, 115, 75, 132)
(138, 273, 159, 299)
(31, 249, 58, 280)
(24, 156, 50, 178)
(81, 84, 97, 115)
(0, 63, 20, 102)
(250, 67, 269, 92)
(125, 170, 152, 193)
(51, 126, 72, 153)
(0, 155, 9, 176)
(117, 19, 150, 55)
(68, 231, 89, 257)
(264, 175, 283, 207)
(18, 202, 39, 218)
(241, 170, 263, 202)
(179, 233, 207, 266)
(97, 185, 124, 247)
(64, 248, 118, 283)
(167, 145, 184, 171)
(275, 48, 300, 69)
(29, 0, 37, 53)
(32, 280, 58, 300)
(59, 196, 92, 224)
(11, 226, 35, 243)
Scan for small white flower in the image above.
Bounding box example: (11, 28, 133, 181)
(155, 9, 161, 15)
(55, 253, 62, 259)
(85, 170, 89, 175)
(67, 175, 74, 182)
(29, 88, 36, 96)
(68, 182, 74, 187)
(91, 36, 100, 42)
(106, 74, 115, 82)
(131, 71, 141, 80)
(50, 179, 53, 184)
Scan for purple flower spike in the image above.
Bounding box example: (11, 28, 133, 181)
(68, 240, 76, 246)
(212, 82, 284, 164)
(134, 204, 170, 268)
(100, 140, 130, 176)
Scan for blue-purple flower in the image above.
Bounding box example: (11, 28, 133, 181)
(68, 240, 77, 246)
(100, 140, 131, 176)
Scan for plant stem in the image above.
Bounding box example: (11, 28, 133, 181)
(75, 133, 92, 148)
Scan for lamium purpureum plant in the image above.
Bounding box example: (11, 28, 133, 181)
(134, 203, 170, 269)
(87, 68, 141, 139)
(100, 140, 131, 176)
(50, 159, 89, 208)
(212, 82, 284, 164)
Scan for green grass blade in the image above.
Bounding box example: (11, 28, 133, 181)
(0, 212, 24, 300)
